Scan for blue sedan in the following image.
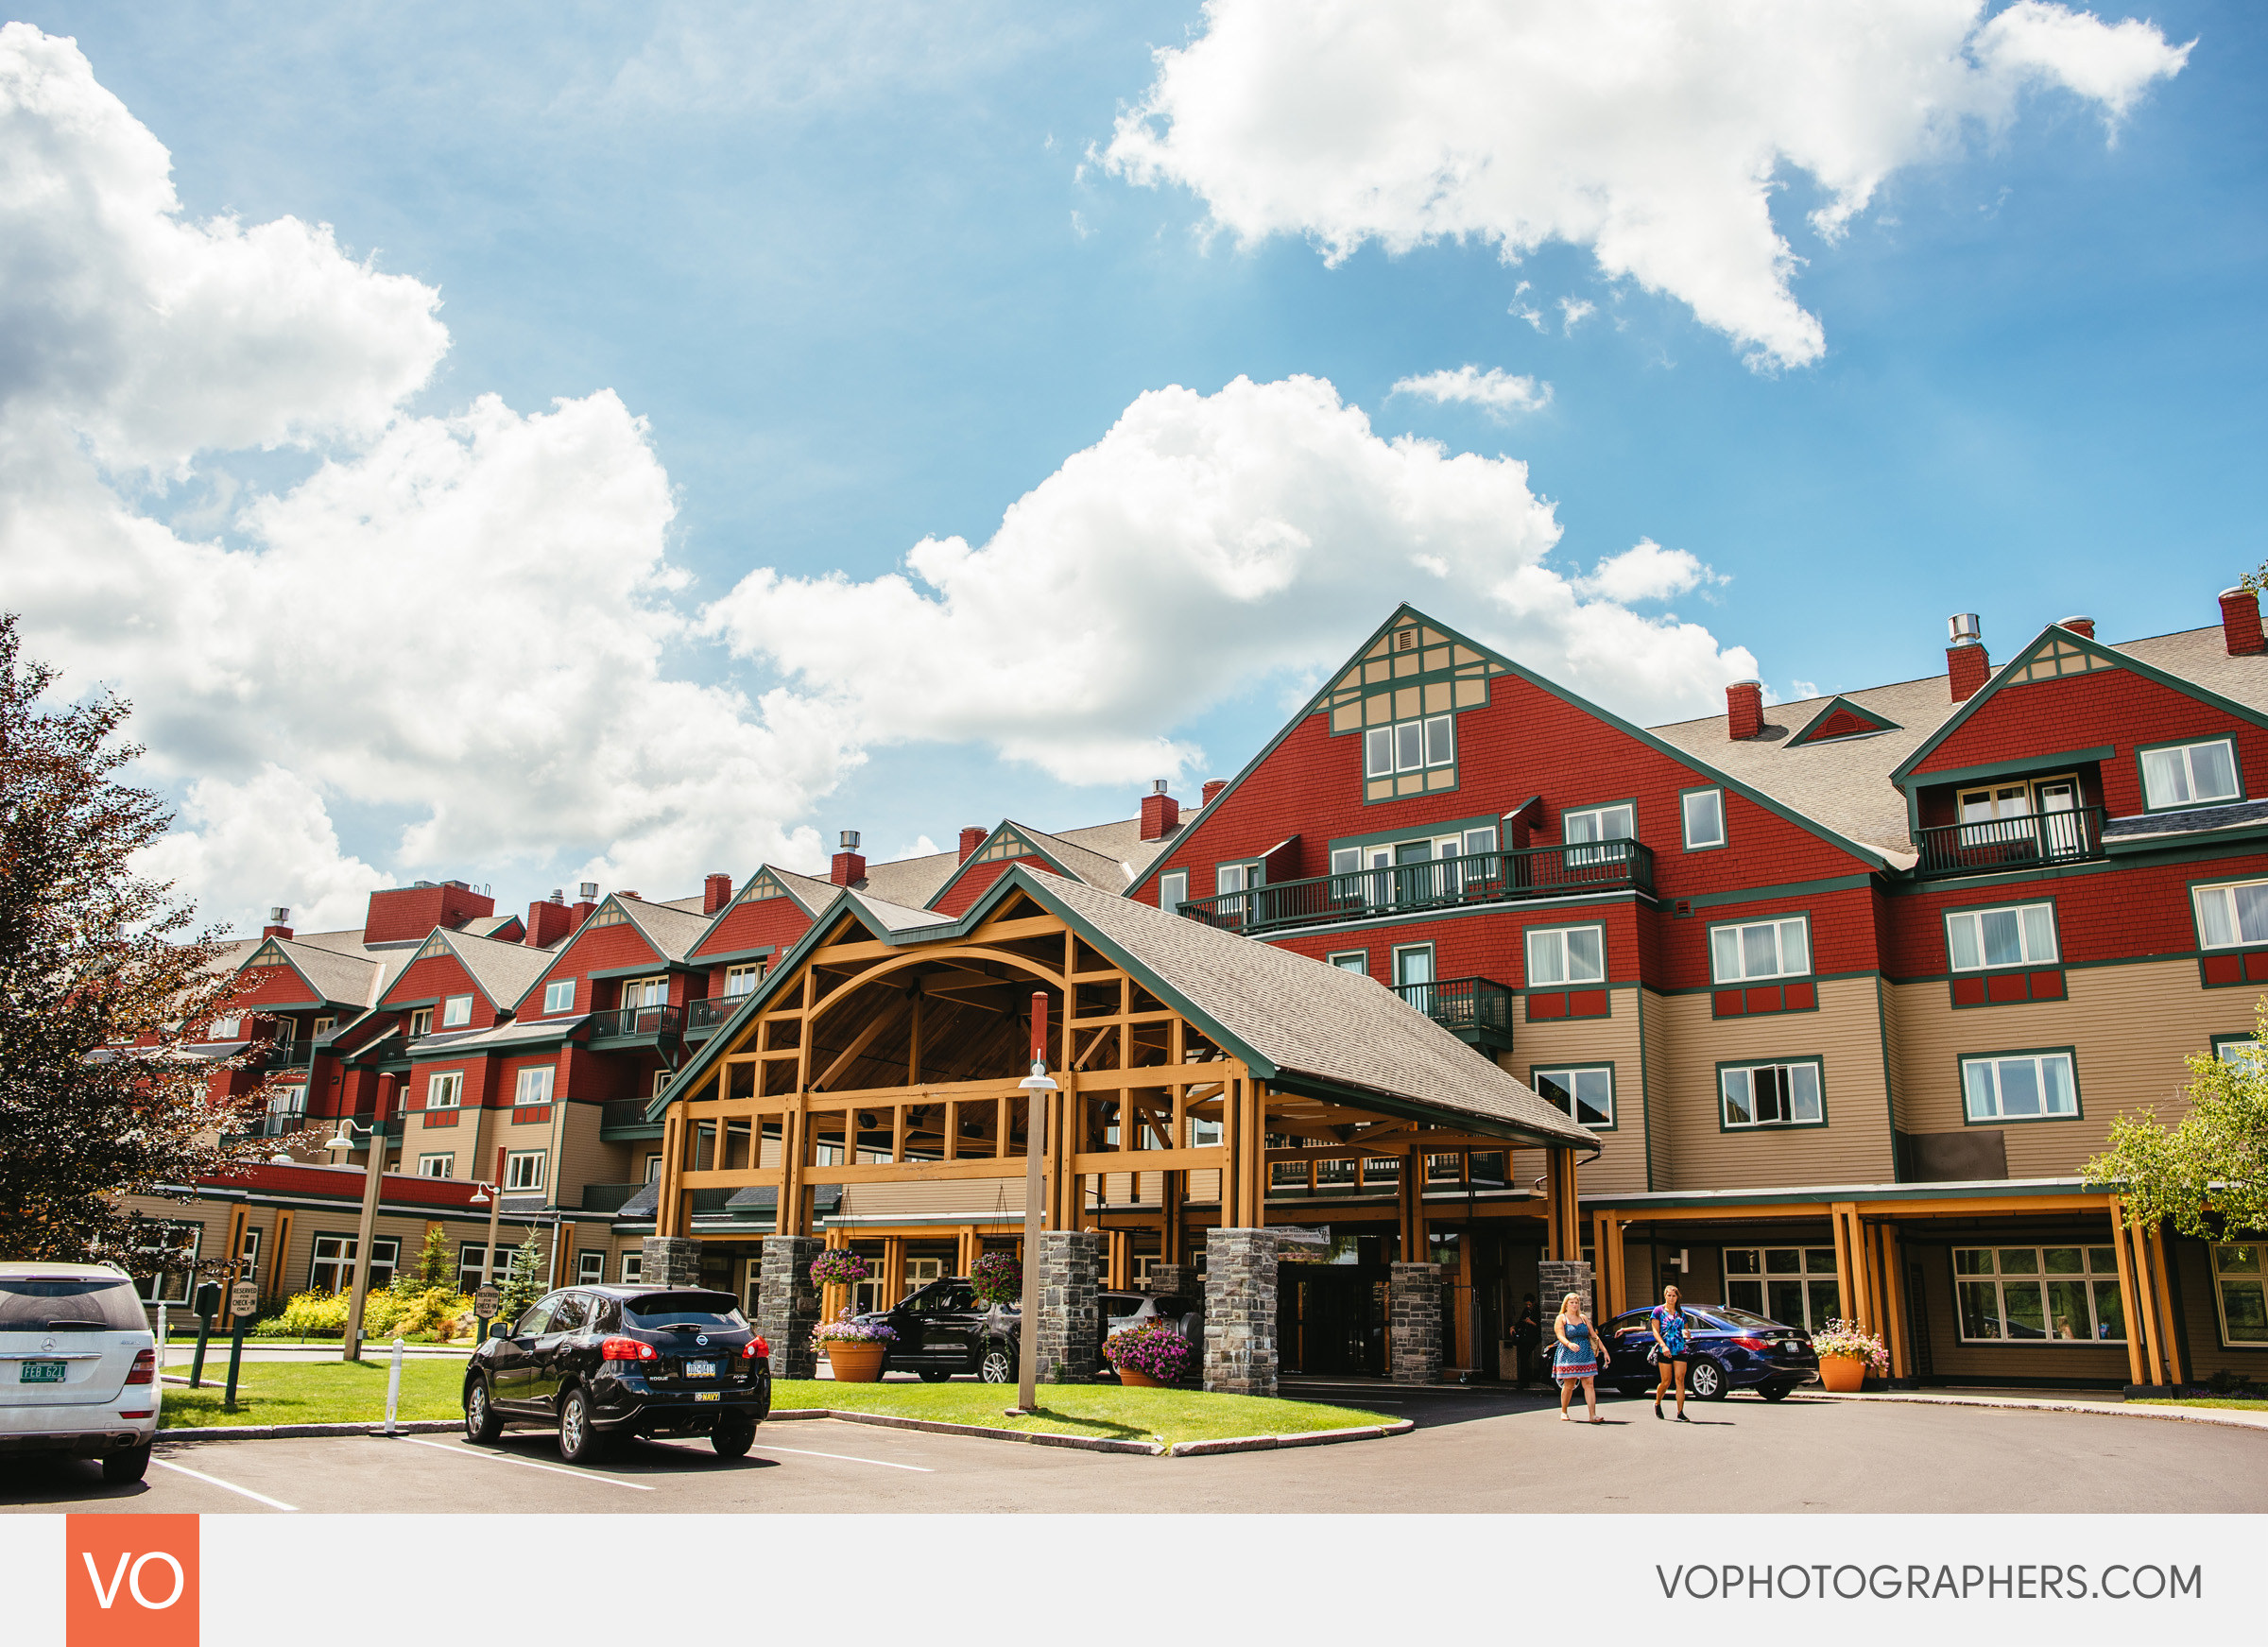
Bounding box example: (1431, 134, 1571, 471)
(1598, 1305, 1819, 1401)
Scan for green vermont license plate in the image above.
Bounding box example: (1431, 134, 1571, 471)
(20, 1361, 67, 1383)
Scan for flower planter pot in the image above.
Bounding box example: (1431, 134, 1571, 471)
(825, 1341, 887, 1382)
(1116, 1366, 1164, 1388)
(1818, 1353, 1866, 1393)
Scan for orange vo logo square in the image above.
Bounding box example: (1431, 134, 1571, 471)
(66, 1515, 198, 1647)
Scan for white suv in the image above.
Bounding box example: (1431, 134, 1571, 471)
(0, 1262, 161, 1483)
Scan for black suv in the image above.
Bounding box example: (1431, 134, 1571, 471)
(850, 1279, 1199, 1383)
(463, 1284, 771, 1463)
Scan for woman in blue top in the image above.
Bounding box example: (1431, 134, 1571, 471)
(1650, 1283, 1694, 1421)
(1552, 1292, 1606, 1423)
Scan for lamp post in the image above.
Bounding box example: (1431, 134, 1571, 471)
(337, 1075, 395, 1364)
(1012, 991, 1056, 1416)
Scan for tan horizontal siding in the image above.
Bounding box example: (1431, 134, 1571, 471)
(1506, 992, 1643, 1194)
(1642, 986, 1673, 1191)
(2172, 1238, 2266, 1377)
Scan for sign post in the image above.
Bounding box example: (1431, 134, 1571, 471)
(478, 1145, 507, 1342)
(188, 1282, 219, 1389)
(340, 1077, 395, 1363)
(474, 1284, 500, 1324)
(222, 1279, 259, 1411)
(1011, 991, 1057, 1416)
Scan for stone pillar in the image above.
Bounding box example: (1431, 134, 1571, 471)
(641, 1235, 703, 1288)
(1388, 1261, 1443, 1385)
(1141, 1262, 1201, 1300)
(1034, 1230, 1101, 1383)
(1202, 1228, 1278, 1396)
(757, 1233, 824, 1380)
(1537, 1259, 1595, 1327)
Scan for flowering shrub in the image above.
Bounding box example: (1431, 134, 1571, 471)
(811, 1309, 898, 1345)
(1810, 1319, 1888, 1374)
(265, 1289, 350, 1336)
(809, 1248, 870, 1287)
(1105, 1319, 1193, 1383)
(970, 1251, 1021, 1307)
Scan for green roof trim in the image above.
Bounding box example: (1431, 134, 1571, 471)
(920, 821, 1079, 911)
(1785, 695, 1901, 748)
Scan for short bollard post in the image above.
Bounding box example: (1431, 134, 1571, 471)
(223, 1317, 249, 1412)
(189, 1282, 219, 1389)
(385, 1337, 405, 1435)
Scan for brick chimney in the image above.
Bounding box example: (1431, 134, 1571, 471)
(570, 881, 598, 927)
(524, 894, 573, 948)
(703, 872, 733, 915)
(1139, 780, 1180, 842)
(958, 826, 987, 863)
(1200, 780, 1227, 808)
(1725, 680, 1763, 741)
(2221, 587, 2264, 657)
(1948, 613, 1989, 703)
(831, 831, 867, 886)
(262, 906, 293, 940)
(2058, 615, 2095, 640)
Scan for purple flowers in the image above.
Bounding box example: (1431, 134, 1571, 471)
(970, 1251, 1021, 1306)
(809, 1248, 870, 1287)
(1105, 1319, 1193, 1383)
(810, 1309, 896, 1345)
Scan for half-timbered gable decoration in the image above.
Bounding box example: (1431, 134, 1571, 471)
(922, 821, 1139, 918)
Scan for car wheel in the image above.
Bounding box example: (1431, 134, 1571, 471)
(918, 1368, 954, 1382)
(558, 1387, 609, 1465)
(464, 1377, 503, 1445)
(102, 1443, 151, 1484)
(978, 1344, 1015, 1384)
(1688, 1359, 1729, 1401)
(1759, 1382, 1794, 1402)
(713, 1418, 756, 1459)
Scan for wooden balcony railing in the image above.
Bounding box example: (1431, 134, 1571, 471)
(1176, 840, 1654, 936)
(1392, 975, 1516, 1042)
(587, 1004, 683, 1039)
(1913, 807, 2107, 879)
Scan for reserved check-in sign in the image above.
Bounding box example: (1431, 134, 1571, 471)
(66, 1516, 198, 1646)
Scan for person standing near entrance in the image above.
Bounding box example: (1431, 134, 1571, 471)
(1552, 1292, 1605, 1423)
(1513, 1293, 1541, 1389)
(1650, 1283, 1694, 1421)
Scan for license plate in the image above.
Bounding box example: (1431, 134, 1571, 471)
(695, 1391, 720, 1402)
(686, 1360, 717, 1379)
(19, 1361, 66, 1383)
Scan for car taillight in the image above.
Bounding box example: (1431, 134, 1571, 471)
(599, 1336, 660, 1362)
(126, 1347, 156, 1385)
(744, 1336, 769, 1360)
(1730, 1335, 1767, 1353)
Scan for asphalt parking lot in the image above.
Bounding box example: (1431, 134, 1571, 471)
(8, 1381, 2265, 1514)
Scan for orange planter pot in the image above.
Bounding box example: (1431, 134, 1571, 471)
(826, 1341, 887, 1383)
(1818, 1354, 1866, 1393)
(1116, 1366, 1163, 1388)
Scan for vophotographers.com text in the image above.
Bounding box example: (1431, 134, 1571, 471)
(1656, 1564, 2201, 1602)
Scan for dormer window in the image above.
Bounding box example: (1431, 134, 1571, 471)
(440, 994, 472, 1029)
(2140, 738, 2240, 811)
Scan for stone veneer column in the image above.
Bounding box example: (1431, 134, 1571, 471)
(1034, 1230, 1101, 1383)
(1202, 1229, 1278, 1397)
(1537, 1260, 1596, 1336)
(1141, 1262, 1202, 1301)
(757, 1233, 824, 1380)
(1388, 1261, 1444, 1385)
(641, 1235, 703, 1288)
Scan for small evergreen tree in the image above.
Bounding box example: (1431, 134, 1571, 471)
(496, 1227, 545, 1324)
(394, 1225, 455, 1295)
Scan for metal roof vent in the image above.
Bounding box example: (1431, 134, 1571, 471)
(1948, 612, 1982, 644)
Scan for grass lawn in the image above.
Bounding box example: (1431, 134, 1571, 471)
(160, 1357, 465, 1429)
(2129, 1396, 2268, 1411)
(772, 1380, 1395, 1447)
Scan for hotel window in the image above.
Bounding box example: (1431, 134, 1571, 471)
(1363, 714, 1454, 780)
(1720, 1061, 1824, 1128)
(1680, 787, 1726, 850)
(129, 1221, 202, 1305)
(1214, 863, 1259, 896)
(1946, 902, 2059, 971)
(1188, 1115, 1223, 1148)
(1710, 917, 1811, 985)
(407, 1007, 434, 1038)
(1327, 950, 1368, 976)
(514, 1066, 554, 1107)
(620, 1252, 644, 1284)
(1562, 803, 1635, 865)
(644, 1153, 663, 1182)
(2213, 1033, 2266, 1070)
(1723, 1246, 1840, 1331)
(1157, 870, 1188, 913)
(1960, 1050, 2078, 1123)
(506, 1150, 546, 1192)
(417, 1153, 454, 1178)
(2211, 1244, 2268, 1346)
(577, 1251, 606, 1285)
(1953, 1245, 2125, 1342)
(622, 976, 668, 1010)
(1526, 924, 1605, 986)
(426, 1071, 463, 1110)
(543, 978, 576, 1014)
(271, 1018, 296, 1051)
(440, 994, 472, 1028)
(724, 963, 765, 998)
(310, 1234, 398, 1295)
(457, 1244, 498, 1293)
(1532, 1066, 1613, 1128)
(210, 1016, 242, 1040)
(2141, 737, 2240, 810)
(311, 1015, 335, 1041)
(2193, 879, 2268, 950)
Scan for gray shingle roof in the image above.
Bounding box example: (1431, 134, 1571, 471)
(272, 939, 385, 1008)
(614, 895, 714, 963)
(438, 932, 563, 1010)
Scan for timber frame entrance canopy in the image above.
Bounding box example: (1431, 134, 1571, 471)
(643, 865, 1594, 1247)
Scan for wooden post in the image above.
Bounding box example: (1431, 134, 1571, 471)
(1881, 1224, 1911, 1381)
(2144, 1224, 2185, 1386)
(219, 1204, 249, 1330)
(1398, 1148, 1422, 1265)
(2112, 1200, 2164, 1386)
(1161, 1171, 1183, 1264)
(779, 1105, 807, 1239)
(883, 1234, 907, 1305)
(1829, 1204, 1863, 1334)
(2107, 1198, 2147, 1387)
(266, 1210, 295, 1301)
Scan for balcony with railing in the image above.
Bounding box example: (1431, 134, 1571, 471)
(1392, 975, 1516, 1052)
(587, 1003, 683, 1041)
(684, 996, 743, 1038)
(1177, 840, 1654, 937)
(1913, 806, 2107, 879)
(600, 1098, 665, 1140)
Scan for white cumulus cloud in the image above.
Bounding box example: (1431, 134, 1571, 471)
(1390, 366, 1553, 418)
(1105, 0, 2191, 369)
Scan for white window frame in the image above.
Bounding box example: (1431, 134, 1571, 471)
(1327, 950, 1368, 975)
(621, 975, 668, 1009)
(310, 1233, 398, 1295)
(576, 1250, 606, 1285)
(1525, 923, 1605, 986)
(620, 1252, 644, 1284)
(2141, 737, 2241, 811)
(513, 1065, 555, 1107)
(1531, 1065, 1613, 1129)
(543, 978, 576, 1014)
(506, 1150, 545, 1192)
(1952, 1244, 2126, 1343)
(724, 963, 765, 998)
(311, 1016, 335, 1040)
(210, 1016, 242, 1041)
(1562, 802, 1635, 847)
(1680, 788, 1727, 850)
(456, 1244, 497, 1293)
(1723, 1245, 1842, 1331)
(1946, 902, 2059, 971)
(1960, 1051, 2079, 1123)
(2209, 1244, 2268, 1348)
(1720, 1060, 1824, 1129)
(1215, 862, 1259, 895)
(131, 1221, 203, 1304)
(406, 1007, 434, 1039)
(1391, 944, 1435, 989)
(425, 1071, 463, 1110)
(1364, 715, 1454, 778)
(2193, 879, 2268, 950)
(1709, 916, 1812, 985)
(417, 1153, 455, 1178)
(440, 994, 473, 1028)
(644, 1153, 663, 1183)
(1157, 870, 1188, 913)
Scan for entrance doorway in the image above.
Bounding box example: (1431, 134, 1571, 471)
(1279, 1266, 1385, 1375)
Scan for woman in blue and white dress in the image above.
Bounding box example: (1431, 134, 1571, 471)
(1552, 1292, 1605, 1423)
(1651, 1283, 1694, 1422)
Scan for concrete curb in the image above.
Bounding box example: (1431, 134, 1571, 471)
(1795, 1389, 2268, 1433)
(158, 1419, 460, 1443)
(1169, 1420, 1415, 1456)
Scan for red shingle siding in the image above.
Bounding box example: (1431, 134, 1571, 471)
(690, 896, 812, 963)
(221, 965, 327, 1013)
(933, 855, 1050, 918)
(384, 954, 502, 1026)
(521, 923, 665, 1014)
(364, 884, 495, 945)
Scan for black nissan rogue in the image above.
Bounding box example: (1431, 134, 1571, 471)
(463, 1285, 771, 1463)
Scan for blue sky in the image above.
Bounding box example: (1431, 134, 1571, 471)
(6, 4, 2263, 926)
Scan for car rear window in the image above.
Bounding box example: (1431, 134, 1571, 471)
(1697, 1306, 1783, 1330)
(623, 1291, 746, 1330)
(0, 1277, 148, 1332)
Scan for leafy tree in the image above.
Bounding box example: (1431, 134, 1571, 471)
(2085, 1003, 2268, 1236)
(0, 615, 266, 1264)
(496, 1227, 546, 1324)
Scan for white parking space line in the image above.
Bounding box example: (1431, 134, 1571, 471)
(395, 1435, 656, 1490)
(757, 1444, 935, 1473)
(151, 1457, 298, 1512)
